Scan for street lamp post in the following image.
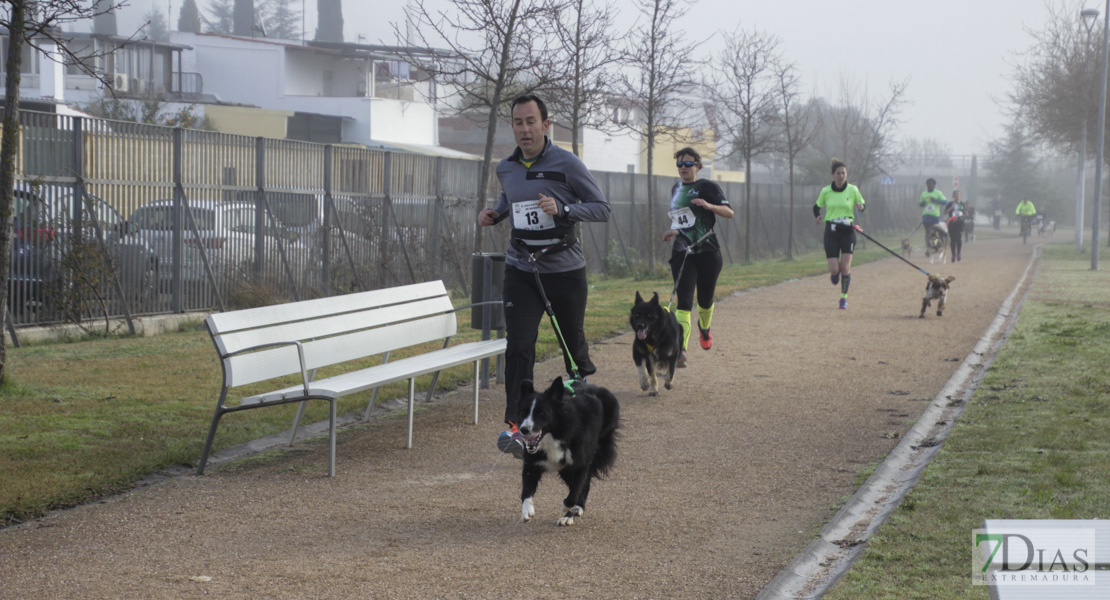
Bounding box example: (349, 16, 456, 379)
(1092, 0, 1110, 270)
(1079, 8, 1099, 253)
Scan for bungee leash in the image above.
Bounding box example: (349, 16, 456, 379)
(853, 226, 931, 277)
(666, 230, 715, 312)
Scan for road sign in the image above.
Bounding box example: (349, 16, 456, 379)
(953, 176, 960, 189)
(880, 175, 895, 185)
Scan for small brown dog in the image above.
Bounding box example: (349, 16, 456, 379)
(920, 274, 955, 318)
(901, 239, 912, 257)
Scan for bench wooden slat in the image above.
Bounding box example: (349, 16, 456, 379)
(207, 280, 447, 333)
(241, 339, 506, 405)
(213, 296, 454, 357)
(224, 313, 457, 388)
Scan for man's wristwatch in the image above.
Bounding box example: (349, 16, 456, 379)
(562, 203, 570, 217)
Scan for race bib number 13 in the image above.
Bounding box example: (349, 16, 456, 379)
(669, 207, 695, 230)
(512, 200, 555, 231)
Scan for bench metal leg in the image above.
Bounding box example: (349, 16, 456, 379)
(290, 401, 307, 447)
(327, 398, 336, 477)
(406, 377, 416, 449)
(197, 408, 227, 475)
(473, 360, 480, 425)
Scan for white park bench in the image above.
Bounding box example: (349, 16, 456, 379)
(196, 280, 506, 476)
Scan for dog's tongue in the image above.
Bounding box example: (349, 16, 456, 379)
(636, 329, 646, 340)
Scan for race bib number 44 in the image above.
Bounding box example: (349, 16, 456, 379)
(512, 200, 555, 231)
(669, 207, 695, 230)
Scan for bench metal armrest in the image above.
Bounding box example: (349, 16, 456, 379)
(452, 300, 502, 318)
(223, 340, 313, 396)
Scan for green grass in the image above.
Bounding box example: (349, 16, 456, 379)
(824, 242, 1110, 600)
(0, 230, 920, 526)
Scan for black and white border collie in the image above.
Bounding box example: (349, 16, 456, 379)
(514, 377, 620, 526)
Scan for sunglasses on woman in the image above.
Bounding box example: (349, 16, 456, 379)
(676, 161, 698, 168)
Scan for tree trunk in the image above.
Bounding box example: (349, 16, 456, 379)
(787, 161, 795, 260)
(744, 155, 752, 262)
(0, 0, 27, 382)
(472, 0, 522, 254)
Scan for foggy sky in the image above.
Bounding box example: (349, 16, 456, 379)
(123, 0, 1078, 157)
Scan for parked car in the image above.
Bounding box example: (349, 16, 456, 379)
(129, 199, 313, 290)
(9, 184, 160, 320)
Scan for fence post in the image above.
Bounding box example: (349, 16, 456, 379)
(432, 156, 444, 282)
(254, 137, 266, 282)
(323, 144, 333, 296)
(382, 152, 393, 288)
(171, 127, 184, 313)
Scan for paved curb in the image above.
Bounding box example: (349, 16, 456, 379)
(755, 244, 1044, 600)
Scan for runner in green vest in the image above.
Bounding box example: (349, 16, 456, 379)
(814, 158, 865, 310)
(919, 177, 947, 256)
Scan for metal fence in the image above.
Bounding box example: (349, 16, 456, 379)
(7, 109, 924, 335)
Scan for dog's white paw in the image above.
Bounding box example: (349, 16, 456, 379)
(521, 498, 535, 522)
(557, 505, 583, 526)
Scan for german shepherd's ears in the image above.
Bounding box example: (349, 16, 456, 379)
(945, 275, 956, 283)
(635, 291, 644, 305)
(633, 291, 661, 306)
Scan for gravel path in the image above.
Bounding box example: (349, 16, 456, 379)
(0, 236, 1036, 600)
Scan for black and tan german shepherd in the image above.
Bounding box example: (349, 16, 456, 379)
(629, 291, 683, 396)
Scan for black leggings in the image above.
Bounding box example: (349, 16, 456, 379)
(669, 249, 723, 312)
(501, 265, 595, 423)
(948, 220, 964, 257)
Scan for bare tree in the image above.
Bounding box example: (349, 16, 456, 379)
(810, 74, 908, 187)
(847, 77, 908, 186)
(397, 0, 563, 253)
(900, 137, 955, 170)
(772, 59, 817, 260)
(1009, 2, 1102, 156)
(617, 0, 701, 272)
(710, 26, 781, 262)
(544, 0, 620, 156)
(0, 0, 132, 382)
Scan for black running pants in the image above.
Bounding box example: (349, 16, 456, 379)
(501, 265, 595, 424)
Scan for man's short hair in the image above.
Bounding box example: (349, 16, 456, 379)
(926, 177, 937, 185)
(510, 94, 548, 122)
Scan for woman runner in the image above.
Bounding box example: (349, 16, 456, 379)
(663, 147, 734, 367)
(814, 158, 866, 309)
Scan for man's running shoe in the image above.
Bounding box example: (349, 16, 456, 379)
(497, 426, 524, 458)
(831, 273, 840, 285)
(699, 326, 713, 350)
(839, 298, 848, 310)
(677, 351, 688, 368)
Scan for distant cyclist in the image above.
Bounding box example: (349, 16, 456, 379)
(1015, 198, 1036, 237)
(919, 178, 947, 255)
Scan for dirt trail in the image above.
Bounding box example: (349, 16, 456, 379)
(0, 236, 1036, 600)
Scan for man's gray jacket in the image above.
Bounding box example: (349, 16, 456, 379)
(492, 137, 610, 273)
